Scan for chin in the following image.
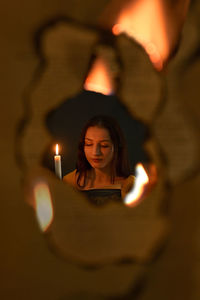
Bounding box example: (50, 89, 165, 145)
(89, 161, 106, 169)
(91, 163, 104, 169)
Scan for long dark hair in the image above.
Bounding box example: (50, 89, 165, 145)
(76, 115, 131, 188)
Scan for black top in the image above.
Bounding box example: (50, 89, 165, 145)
(81, 189, 122, 206)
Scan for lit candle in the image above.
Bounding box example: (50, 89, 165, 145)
(54, 144, 62, 179)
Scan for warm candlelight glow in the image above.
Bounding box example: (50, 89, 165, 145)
(84, 57, 114, 95)
(124, 163, 149, 207)
(33, 181, 54, 232)
(55, 144, 59, 155)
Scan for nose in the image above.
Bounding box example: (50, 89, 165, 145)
(93, 143, 101, 156)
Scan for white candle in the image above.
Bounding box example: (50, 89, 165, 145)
(54, 144, 62, 179)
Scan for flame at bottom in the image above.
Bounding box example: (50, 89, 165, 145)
(33, 181, 54, 232)
(124, 163, 149, 207)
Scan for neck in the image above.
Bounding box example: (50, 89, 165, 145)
(92, 167, 113, 184)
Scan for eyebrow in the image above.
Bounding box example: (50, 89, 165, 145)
(85, 138, 111, 142)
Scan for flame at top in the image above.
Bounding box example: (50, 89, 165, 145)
(111, 0, 169, 70)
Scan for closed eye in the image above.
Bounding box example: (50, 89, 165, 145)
(101, 142, 112, 147)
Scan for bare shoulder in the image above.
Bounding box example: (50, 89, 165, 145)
(63, 170, 77, 187)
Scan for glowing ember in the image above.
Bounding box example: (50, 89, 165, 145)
(124, 163, 149, 206)
(84, 57, 114, 95)
(33, 181, 54, 232)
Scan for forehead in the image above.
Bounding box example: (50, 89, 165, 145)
(85, 126, 111, 141)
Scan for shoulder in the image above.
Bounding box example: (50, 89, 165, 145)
(121, 175, 135, 199)
(63, 170, 77, 187)
(115, 175, 135, 187)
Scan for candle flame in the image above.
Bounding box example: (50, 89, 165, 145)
(124, 163, 149, 207)
(33, 181, 54, 232)
(55, 144, 59, 155)
(84, 57, 114, 95)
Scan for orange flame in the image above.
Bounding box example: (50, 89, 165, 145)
(111, 0, 169, 70)
(84, 57, 114, 95)
(33, 181, 54, 232)
(124, 163, 149, 206)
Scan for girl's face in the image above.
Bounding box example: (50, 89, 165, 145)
(84, 126, 114, 170)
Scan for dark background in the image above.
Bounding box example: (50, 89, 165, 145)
(43, 90, 150, 176)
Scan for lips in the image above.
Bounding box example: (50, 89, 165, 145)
(92, 158, 103, 163)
